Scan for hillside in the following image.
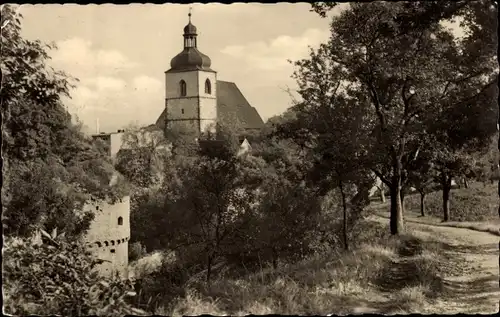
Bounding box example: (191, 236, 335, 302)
(128, 214, 499, 315)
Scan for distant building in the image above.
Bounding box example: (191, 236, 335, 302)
(155, 12, 265, 137)
(93, 13, 264, 157)
(91, 130, 126, 159)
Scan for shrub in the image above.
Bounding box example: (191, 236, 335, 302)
(3, 229, 145, 316)
(129, 241, 147, 262)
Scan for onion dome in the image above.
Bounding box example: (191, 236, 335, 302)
(168, 10, 213, 72)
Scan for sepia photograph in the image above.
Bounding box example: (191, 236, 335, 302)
(1, 1, 499, 315)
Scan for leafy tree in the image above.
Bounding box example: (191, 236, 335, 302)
(163, 140, 262, 284)
(1, 4, 129, 237)
(425, 0, 498, 221)
(474, 136, 499, 184)
(406, 149, 437, 217)
(115, 125, 170, 190)
(296, 1, 497, 234)
(281, 47, 376, 247)
(236, 174, 322, 269)
(429, 80, 497, 221)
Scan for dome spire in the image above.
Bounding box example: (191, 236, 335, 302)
(168, 7, 213, 72)
(183, 7, 197, 46)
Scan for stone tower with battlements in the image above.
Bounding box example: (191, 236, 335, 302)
(84, 195, 131, 280)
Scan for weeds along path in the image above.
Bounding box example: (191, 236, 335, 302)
(370, 215, 499, 314)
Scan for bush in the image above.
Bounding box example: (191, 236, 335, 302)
(3, 229, 145, 316)
(129, 241, 148, 262)
(405, 183, 497, 221)
(132, 256, 203, 312)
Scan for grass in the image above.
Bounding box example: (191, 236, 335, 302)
(404, 182, 498, 222)
(136, 221, 446, 315)
(371, 182, 499, 236)
(130, 182, 498, 315)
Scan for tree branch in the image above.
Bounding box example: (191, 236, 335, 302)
(371, 168, 391, 186)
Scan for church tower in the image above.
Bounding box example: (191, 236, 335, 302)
(164, 11, 217, 136)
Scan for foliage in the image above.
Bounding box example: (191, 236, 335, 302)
(310, 2, 339, 18)
(142, 222, 445, 316)
(1, 4, 129, 238)
(229, 176, 323, 269)
(292, 1, 498, 233)
(163, 150, 262, 283)
(473, 136, 500, 183)
(115, 125, 171, 189)
(3, 229, 144, 316)
(129, 241, 148, 262)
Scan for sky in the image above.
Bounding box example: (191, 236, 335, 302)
(18, 3, 349, 134)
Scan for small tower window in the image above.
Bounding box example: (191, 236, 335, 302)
(180, 80, 187, 97)
(118, 217, 123, 226)
(104, 241, 109, 247)
(96, 242, 102, 248)
(110, 249, 116, 253)
(205, 79, 211, 94)
(181, 109, 185, 114)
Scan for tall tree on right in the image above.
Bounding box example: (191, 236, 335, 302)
(424, 0, 498, 222)
(296, 1, 497, 234)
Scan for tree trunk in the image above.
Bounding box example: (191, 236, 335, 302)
(420, 192, 426, 217)
(464, 177, 469, 188)
(389, 158, 405, 235)
(441, 173, 452, 222)
(379, 185, 386, 203)
(339, 180, 349, 251)
(400, 189, 406, 214)
(272, 247, 278, 269)
(206, 254, 213, 285)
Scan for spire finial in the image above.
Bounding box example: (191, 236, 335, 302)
(188, 7, 192, 22)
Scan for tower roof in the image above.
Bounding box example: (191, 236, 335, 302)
(168, 9, 213, 73)
(170, 48, 212, 71)
(183, 22, 197, 35)
(184, 11, 197, 36)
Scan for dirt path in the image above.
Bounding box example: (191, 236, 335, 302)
(370, 215, 499, 314)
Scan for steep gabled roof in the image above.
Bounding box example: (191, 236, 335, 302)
(155, 80, 265, 131)
(216, 81, 265, 130)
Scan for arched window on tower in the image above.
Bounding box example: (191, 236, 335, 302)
(180, 80, 187, 97)
(205, 79, 211, 94)
(118, 217, 123, 226)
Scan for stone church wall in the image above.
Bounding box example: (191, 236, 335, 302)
(165, 71, 199, 98)
(84, 196, 131, 279)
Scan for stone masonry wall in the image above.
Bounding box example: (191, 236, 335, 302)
(84, 196, 131, 279)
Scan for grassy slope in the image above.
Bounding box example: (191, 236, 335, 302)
(157, 218, 499, 315)
(140, 221, 448, 315)
(405, 182, 498, 222)
(372, 182, 499, 235)
(131, 183, 499, 315)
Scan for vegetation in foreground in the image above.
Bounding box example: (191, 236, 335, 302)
(131, 221, 446, 315)
(3, 230, 145, 316)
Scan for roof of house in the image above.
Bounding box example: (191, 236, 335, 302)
(155, 80, 264, 131)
